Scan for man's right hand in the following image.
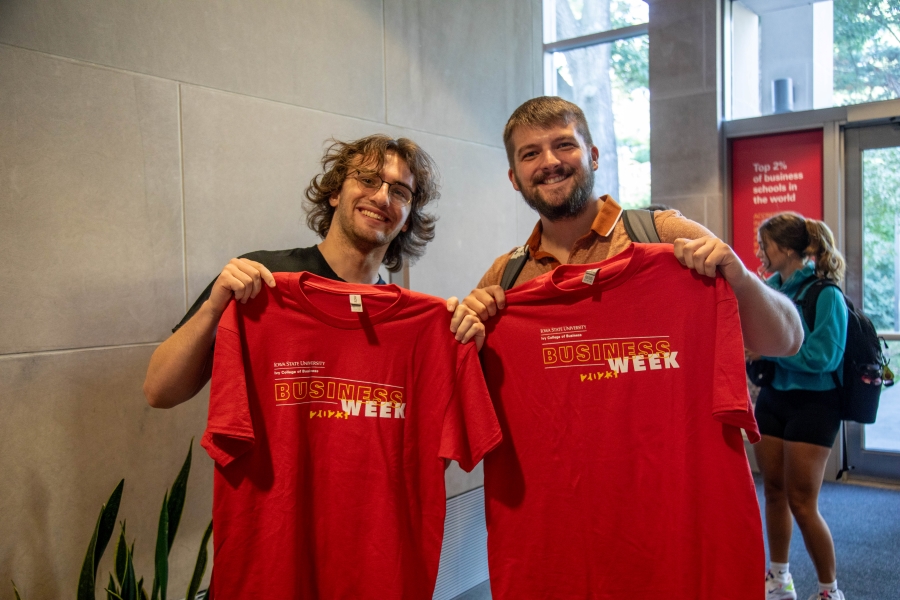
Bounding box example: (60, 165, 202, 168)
(207, 258, 276, 316)
(144, 258, 275, 409)
(459, 285, 507, 321)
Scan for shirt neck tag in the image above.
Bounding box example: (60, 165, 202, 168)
(582, 268, 601, 285)
(349, 294, 364, 313)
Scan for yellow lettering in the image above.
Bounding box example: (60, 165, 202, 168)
(543, 347, 557, 364)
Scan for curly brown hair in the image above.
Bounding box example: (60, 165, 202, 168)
(503, 96, 594, 168)
(304, 135, 440, 273)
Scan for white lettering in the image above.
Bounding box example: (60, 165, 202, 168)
(341, 400, 362, 416)
(608, 357, 630, 373)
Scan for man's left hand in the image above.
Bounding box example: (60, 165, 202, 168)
(673, 235, 744, 281)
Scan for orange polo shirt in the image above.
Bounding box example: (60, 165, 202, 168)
(477, 196, 712, 289)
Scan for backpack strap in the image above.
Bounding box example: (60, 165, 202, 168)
(794, 276, 842, 388)
(621, 209, 661, 244)
(500, 245, 530, 291)
(793, 276, 832, 331)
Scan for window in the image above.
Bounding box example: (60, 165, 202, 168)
(543, 0, 650, 208)
(729, 0, 900, 119)
(862, 145, 900, 334)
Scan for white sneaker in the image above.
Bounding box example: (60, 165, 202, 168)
(807, 590, 845, 600)
(766, 570, 798, 600)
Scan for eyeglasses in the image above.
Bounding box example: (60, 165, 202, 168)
(350, 170, 414, 206)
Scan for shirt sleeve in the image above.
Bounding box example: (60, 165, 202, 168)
(173, 277, 217, 332)
(655, 210, 714, 243)
(769, 286, 847, 374)
(712, 277, 761, 443)
(477, 251, 515, 289)
(201, 300, 256, 467)
(439, 344, 503, 472)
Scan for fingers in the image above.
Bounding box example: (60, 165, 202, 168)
(217, 258, 274, 305)
(449, 300, 487, 350)
(673, 236, 729, 279)
(446, 296, 460, 313)
(460, 285, 506, 321)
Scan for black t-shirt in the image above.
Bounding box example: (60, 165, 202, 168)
(173, 246, 385, 332)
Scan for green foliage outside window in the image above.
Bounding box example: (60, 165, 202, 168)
(834, 0, 900, 105)
(863, 146, 900, 332)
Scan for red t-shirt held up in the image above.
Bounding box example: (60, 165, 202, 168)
(481, 243, 763, 600)
(202, 272, 501, 600)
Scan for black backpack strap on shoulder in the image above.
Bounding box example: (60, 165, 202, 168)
(500, 245, 530, 291)
(794, 276, 835, 331)
(621, 209, 661, 244)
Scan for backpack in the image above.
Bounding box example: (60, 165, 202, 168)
(795, 277, 891, 424)
(500, 209, 660, 291)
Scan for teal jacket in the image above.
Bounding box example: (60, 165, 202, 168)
(762, 262, 848, 391)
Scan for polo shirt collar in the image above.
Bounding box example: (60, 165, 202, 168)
(525, 195, 624, 256)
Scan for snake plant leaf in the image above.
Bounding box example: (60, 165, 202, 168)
(138, 578, 149, 600)
(197, 590, 208, 600)
(184, 520, 213, 600)
(78, 478, 125, 599)
(151, 492, 169, 600)
(120, 543, 137, 600)
(12, 580, 22, 600)
(105, 583, 124, 600)
(106, 573, 118, 600)
(95, 480, 125, 576)
(166, 442, 192, 552)
(115, 521, 128, 585)
(77, 511, 102, 600)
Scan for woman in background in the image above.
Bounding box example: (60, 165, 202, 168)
(750, 212, 848, 600)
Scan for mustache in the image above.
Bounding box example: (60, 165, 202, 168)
(532, 165, 574, 185)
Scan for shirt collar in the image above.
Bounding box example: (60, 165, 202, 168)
(525, 195, 623, 256)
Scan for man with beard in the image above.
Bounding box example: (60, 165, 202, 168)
(145, 134, 484, 408)
(451, 96, 802, 356)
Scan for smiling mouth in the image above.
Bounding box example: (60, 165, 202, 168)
(536, 168, 573, 186)
(360, 208, 387, 222)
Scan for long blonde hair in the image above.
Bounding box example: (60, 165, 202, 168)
(758, 212, 845, 283)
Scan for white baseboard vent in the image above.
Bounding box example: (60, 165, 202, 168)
(432, 486, 489, 600)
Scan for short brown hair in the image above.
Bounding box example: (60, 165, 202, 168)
(304, 135, 440, 272)
(759, 212, 845, 282)
(502, 96, 594, 167)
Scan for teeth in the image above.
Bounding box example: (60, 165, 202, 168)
(543, 174, 567, 184)
(360, 209, 386, 221)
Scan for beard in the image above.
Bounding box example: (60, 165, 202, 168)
(516, 162, 595, 221)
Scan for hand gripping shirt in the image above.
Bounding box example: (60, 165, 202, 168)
(481, 243, 763, 600)
(202, 271, 502, 600)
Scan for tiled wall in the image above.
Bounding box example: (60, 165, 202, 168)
(0, 1, 539, 596)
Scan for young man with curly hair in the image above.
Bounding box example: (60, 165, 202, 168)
(144, 134, 479, 408)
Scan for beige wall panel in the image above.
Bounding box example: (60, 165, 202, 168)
(0, 47, 184, 354)
(180, 85, 390, 307)
(705, 193, 725, 239)
(648, 0, 715, 99)
(384, 0, 535, 146)
(0, 346, 212, 599)
(0, 0, 385, 121)
(650, 91, 720, 199)
(405, 134, 521, 299)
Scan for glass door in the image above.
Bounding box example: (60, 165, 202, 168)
(844, 121, 900, 481)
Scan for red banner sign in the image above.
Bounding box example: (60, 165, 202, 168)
(731, 130, 823, 275)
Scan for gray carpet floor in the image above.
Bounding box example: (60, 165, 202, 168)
(451, 477, 900, 600)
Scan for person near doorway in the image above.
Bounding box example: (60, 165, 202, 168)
(750, 212, 848, 600)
